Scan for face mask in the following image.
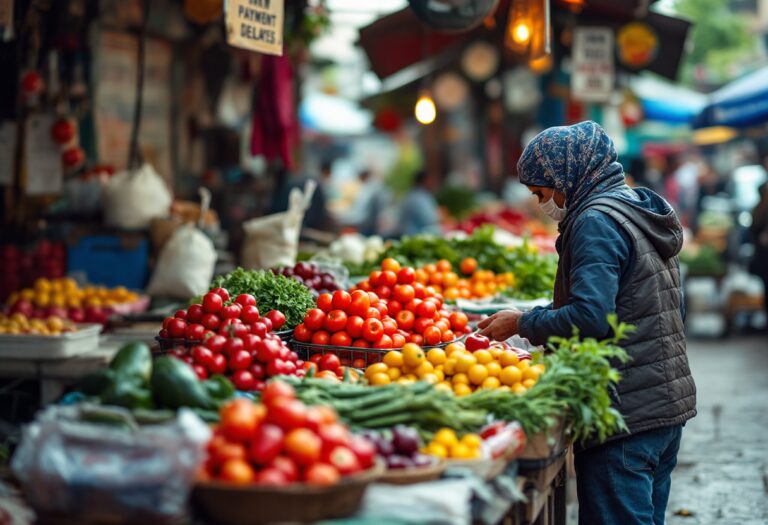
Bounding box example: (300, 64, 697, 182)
(539, 196, 567, 221)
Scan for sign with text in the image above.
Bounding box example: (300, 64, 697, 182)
(225, 0, 284, 56)
(572, 27, 614, 103)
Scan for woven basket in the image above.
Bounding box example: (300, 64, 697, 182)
(192, 461, 383, 524)
(379, 458, 446, 485)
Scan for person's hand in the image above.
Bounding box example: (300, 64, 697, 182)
(477, 310, 523, 342)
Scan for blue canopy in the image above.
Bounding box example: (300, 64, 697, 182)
(630, 75, 705, 125)
(693, 66, 768, 128)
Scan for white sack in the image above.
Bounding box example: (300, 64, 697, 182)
(102, 164, 172, 229)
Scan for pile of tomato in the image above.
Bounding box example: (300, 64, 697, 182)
(202, 382, 376, 486)
(161, 287, 298, 391)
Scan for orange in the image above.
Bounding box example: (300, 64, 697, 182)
(473, 350, 493, 364)
(383, 350, 404, 368)
(426, 347, 447, 365)
(414, 269, 429, 283)
(472, 282, 487, 297)
(444, 287, 460, 300)
(459, 257, 478, 275)
(365, 362, 389, 378)
(481, 377, 501, 389)
(499, 351, 520, 367)
(370, 372, 391, 386)
(500, 366, 523, 386)
(442, 272, 459, 288)
(436, 259, 452, 273)
(455, 353, 477, 373)
(423, 263, 437, 275)
(402, 343, 425, 367)
(453, 383, 473, 397)
(381, 258, 401, 272)
(451, 373, 470, 385)
(485, 362, 502, 377)
(468, 364, 489, 385)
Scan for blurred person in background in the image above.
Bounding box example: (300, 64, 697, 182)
(749, 183, 768, 326)
(271, 161, 335, 232)
(397, 170, 440, 236)
(694, 163, 726, 231)
(340, 169, 388, 236)
(673, 154, 701, 228)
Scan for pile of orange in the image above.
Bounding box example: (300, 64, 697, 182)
(6, 278, 139, 309)
(414, 259, 515, 301)
(0, 313, 77, 335)
(363, 341, 544, 396)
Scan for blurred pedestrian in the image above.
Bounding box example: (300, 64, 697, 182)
(341, 169, 388, 236)
(749, 183, 768, 323)
(477, 121, 696, 525)
(397, 170, 440, 236)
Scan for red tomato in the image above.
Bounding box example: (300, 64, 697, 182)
(410, 334, 424, 345)
(168, 318, 187, 339)
(374, 302, 388, 317)
(266, 358, 288, 377)
(345, 315, 364, 338)
(242, 334, 261, 352)
(266, 310, 286, 330)
(352, 357, 366, 368)
(249, 424, 284, 465)
(304, 463, 341, 485)
(219, 459, 255, 484)
(309, 353, 323, 364)
(368, 271, 382, 287)
(395, 310, 415, 331)
(201, 313, 221, 331)
(372, 334, 393, 349)
(304, 309, 326, 331)
(380, 271, 397, 287)
(223, 337, 245, 357)
(240, 305, 261, 324)
(393, 284, 415, 303)
(382, 318, 398, 335)
(391, 333, 407, 348)
(324, 310, 348, 333)
(326, 446, 361, 475)
(435, 319, 451, 332)
(357, 281, 372, 292)
(229, 349, 252, 371)
(441, 329, 456, 343)
(249, 362, 266, 380)
(381, 258, 401, 272)
(349, 435, 376, 468)
(318, 353, 341, 372)
(423, 325, 442, 346)
(250, 321, 268, 338)
(211, 287, 231, 302)
(367, 307, 381, 320)
(191, 345, 214, 366)
(173, 309, 188, 321)
(362, 318, 384, 342)
(414, 316, 434, 334)
(255, 338, 282, 363)
(205, 334, 227, 353)
(405, 299, 422, 313)
(193, 365, 209, 380)
(208, 434, 247, 466)
(317, 293, 333, 313)
(284, 428, 322, 466)
(254, 467, 289, 486)
(185, 323, 205, 341)
(413, 283, 426, 299)
(318, 422, 351, 452)
(220, 398, 262, 441)
(416, 300, 437, 319)
(348, 291, 370, 317)
(202, 292, 223, 314)
(373, 285, 390, 300)
(386, 300, 401, 317)
(449, 311, 469, 332)
(261, 381, 295, 406)
(352, 339, 370, 348)
(260, 317, 274, 332)
(293, 323, 312, 342)
(231, 369, 256, 390)
(330, 331, 352, 347)
(268, 398, 308, 430)
(234, 293, 256, 307)
(367, 292, 380, 303)
(331, 290, 352, 310)
(311, 330, 330, 345)
(210, 353, 227, 374)
(397, 267, 415, 284)
(269, 456, 298, 482)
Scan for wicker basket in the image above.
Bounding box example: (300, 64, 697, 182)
(192, 461, 384, 524)
(379, 459, 446, 485)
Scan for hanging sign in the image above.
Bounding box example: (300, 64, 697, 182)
(617, 22, 658, 68)
(225, 0, 284, 56)
(571, 27, 614, 103)
(24, 115, 63, 196)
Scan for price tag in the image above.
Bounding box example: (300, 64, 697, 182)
(225, 0, 284, 56)
(24, 114, 63, 196)
(0, 121, 15, 185)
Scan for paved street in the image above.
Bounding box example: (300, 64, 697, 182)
(666, 336, 768, 524)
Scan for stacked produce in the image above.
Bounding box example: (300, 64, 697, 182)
(293, 279, 469, 351)
(413, 258, 515, 300)
(200, 382, 376, 485)
(160, 288, 301, 391)
(206, 268, 315, 329)
(360, 426, 437, 470)
(271, 262, 342, 296)
(6, 278, 139, 324)
(364, 336, 543, 395)
(423, 428, 483, 459)
(0, 313, 77, 335)
(0, 241, 66, 301)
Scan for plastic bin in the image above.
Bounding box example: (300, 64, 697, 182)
(67, 235, 149, 289)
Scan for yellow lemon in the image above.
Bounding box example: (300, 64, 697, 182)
(532, 363, 546, 375)
(434, 428, 458, 448)
(522, 379, 537, 389)
(402, 343, 426, 367)
(365, 362, 389, 378)
(443, 358, 457, 375)
(455, 353, 477, 373)
(499, 351, 520, 367)
(468, 364, 489, 385)
(500, 366, 523, 386)
(481, 376, 501, 389)
(435, 382, 453, 393)
(485, 362, 501, 377)
(434, 369, 445, 382)
(516, 359, 531, 372)
(369, 372, 391, 386)
(451, 373, 470, 385)
(444, 342, 465, 357)
(383, 350, 404, 368)
(387, 367, 402, 380)
(426, 442, 448, 459)
(497, 385, 511, 392)
(450, 443, 473, 459)
(473, 350, 493, 364)
(453, 383, 473, 397)
(415, 361, 435, 377)
(427, 347, 447, 366)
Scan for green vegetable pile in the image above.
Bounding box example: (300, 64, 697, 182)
(459, 315, 632, 444)
(75, 342, 234, 424)
(208, 268, 316, 328)
(679, 245, 725, 276)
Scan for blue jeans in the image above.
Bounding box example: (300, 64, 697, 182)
(575, 425, 683, 525)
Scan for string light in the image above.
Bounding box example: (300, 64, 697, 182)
(414, 92, 437, 125)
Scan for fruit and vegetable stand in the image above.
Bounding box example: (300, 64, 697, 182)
(0, 230, 630, 525)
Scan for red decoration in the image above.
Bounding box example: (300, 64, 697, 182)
(62, 146, 85, 169)
(51, 119, 76, 145)
(20, 71, 43, 95)
(374, 108, 402, 133)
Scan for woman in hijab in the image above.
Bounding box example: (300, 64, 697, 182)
(479, 122, 696, 525)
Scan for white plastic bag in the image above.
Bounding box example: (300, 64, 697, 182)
(241, 180, 316, 270)
(147, 189, 216, 298)
(102, 163, 172, 229)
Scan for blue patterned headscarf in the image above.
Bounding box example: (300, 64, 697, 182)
(517, 121, 627, 231)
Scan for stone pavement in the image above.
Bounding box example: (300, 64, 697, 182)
(665, 336, 768, 525)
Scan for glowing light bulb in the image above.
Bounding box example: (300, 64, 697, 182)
(512, 22, 531, 44)
(414, 94, 436, 125)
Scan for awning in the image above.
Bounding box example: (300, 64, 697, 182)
(693, 66, 768, 128)
(630, 75, 705, 124)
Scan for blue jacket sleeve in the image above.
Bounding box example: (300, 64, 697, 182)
(518, 211, 631, 345)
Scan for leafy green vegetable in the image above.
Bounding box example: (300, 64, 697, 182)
(209, 268, 315, 328)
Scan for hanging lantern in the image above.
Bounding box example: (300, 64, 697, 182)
(506, 0, 532, 54)
(51, 118, 77, 145)
(414, 91, 437, 125)
(20, 71, 44, 96)
(62, 146, 85, 169)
